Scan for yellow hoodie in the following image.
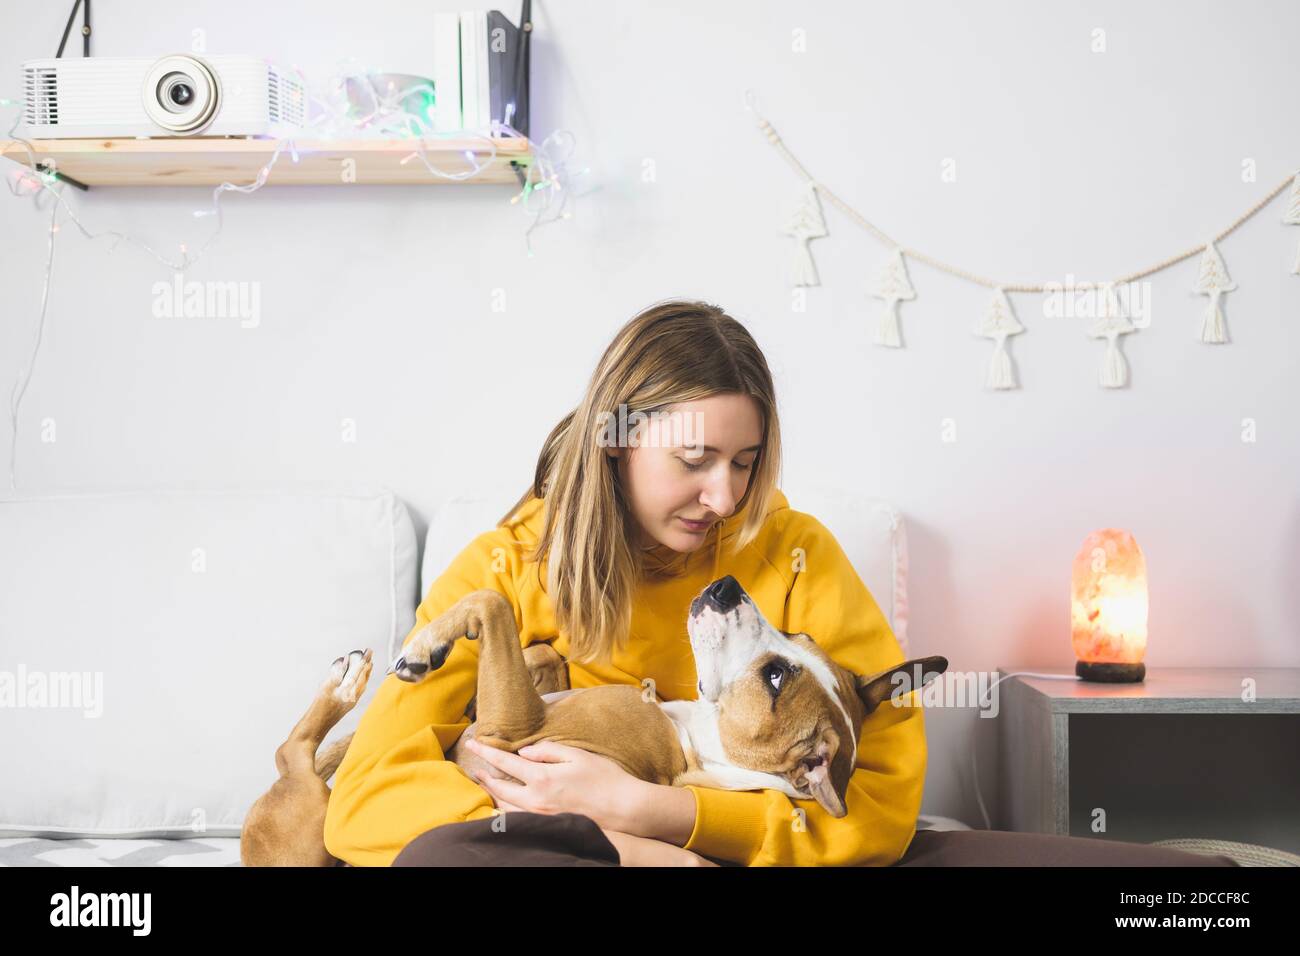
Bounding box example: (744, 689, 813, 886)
(322, 487, 927, 867)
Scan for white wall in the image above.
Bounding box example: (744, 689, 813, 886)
(2, 1, 1297, 827)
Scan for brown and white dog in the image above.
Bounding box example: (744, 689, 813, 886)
(239, 575, 946, 866)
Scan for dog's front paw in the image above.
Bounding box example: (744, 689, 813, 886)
(387, 622, 455, 683)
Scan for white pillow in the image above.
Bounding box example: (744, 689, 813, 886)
(782, 484, 910, 655)
(0, 486, 417, 839)
(421, 484, 909, 653)
(420, 482, 527, 600)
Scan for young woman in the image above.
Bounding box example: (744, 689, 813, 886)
(320, 298, 924, 867)
(323, 300, 1238, 869)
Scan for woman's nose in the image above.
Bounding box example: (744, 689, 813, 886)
(700, 474, 735, 518)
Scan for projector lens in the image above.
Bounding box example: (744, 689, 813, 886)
(158, 74, 197, 113)
(143, 56, 221, 133)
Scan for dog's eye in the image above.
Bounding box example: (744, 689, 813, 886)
(764, 662, 785, 692)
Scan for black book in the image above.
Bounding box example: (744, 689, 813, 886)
(487, 7, 530, 135)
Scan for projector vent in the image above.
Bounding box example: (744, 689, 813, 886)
(23, 66, 59, 126)
(267, 68, 306, 127)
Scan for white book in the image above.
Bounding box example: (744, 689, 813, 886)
(433, 12, 461, 132)
(475, 10, 491, 129)
(458, 11, 479, 132)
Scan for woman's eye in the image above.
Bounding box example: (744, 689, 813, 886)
(678, 458, 754, 472)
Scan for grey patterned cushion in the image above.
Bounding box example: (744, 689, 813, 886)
(0, 837, 242, 867)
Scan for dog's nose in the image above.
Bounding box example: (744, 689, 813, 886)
(702, 575, 743, 613)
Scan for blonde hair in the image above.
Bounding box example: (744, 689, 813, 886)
(498, 299, 783, 665)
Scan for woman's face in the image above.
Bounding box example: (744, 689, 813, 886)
(609, 393, 763, 554)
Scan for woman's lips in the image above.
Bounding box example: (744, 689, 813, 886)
(679, 517, 711, 532)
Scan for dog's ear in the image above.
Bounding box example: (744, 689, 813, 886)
(855, 656, 948, 714)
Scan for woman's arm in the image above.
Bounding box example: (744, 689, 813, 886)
(619, 782, 698, 846)
(599, 827, 718, 866)
(470, 764, 712, 868)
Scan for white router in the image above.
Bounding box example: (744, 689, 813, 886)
(21, 54, 307, 138)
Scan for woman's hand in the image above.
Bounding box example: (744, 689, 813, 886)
(462, 737, 649, 833)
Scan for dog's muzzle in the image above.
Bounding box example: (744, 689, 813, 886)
(688, 576, 748, 702)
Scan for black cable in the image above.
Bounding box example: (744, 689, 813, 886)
(46, 0, 94, 190)
(55, 0, 90, 58)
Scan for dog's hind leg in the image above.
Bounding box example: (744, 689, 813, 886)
(241, 648, 372, 867)
(389, 589, 546, 746)
(465, 641, 569, 722)
(275, 649, 373, 777)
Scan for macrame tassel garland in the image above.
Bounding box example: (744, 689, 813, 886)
(867, 248, 916, 347)
(1284, 172, 1300, 275)
(974, 287, 1025, 389)
(753, 104, 1300, 392)
(1090, 283, 1136, 388)
(1192, 239, 1236, 344)
(783, 182, 827, 286)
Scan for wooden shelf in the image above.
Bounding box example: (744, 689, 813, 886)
(0, 136, 532, 186)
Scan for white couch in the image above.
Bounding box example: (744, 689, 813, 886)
(0, 483, 965, 867)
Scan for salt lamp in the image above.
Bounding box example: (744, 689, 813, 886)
(1070, 528, 1147, 682)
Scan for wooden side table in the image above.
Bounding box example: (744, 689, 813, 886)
(996, 666, 1300, 852)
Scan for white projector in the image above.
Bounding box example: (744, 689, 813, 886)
(21, 54, 307, 138)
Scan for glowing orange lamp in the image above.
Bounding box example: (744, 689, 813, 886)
(1070, 528, 1147, 682)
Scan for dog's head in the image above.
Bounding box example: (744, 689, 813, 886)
(687, 575, 947, 818)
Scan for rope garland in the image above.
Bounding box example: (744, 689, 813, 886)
(746, 90, 1299, 390)
(747, 95, 1297, 295)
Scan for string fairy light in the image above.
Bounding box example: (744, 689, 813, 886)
(7, 187, 61, 492)
(0, 64, 588, 488)
(2, 61, 586, 270)
(513, 129, 587, 254)
(3, 82, 313, 273)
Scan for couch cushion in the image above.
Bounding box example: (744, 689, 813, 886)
(786, 484, 910, 654)
(0, 836, 242, 866)
(421, 483, 909, 653)
(0, 486, 417, 839)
